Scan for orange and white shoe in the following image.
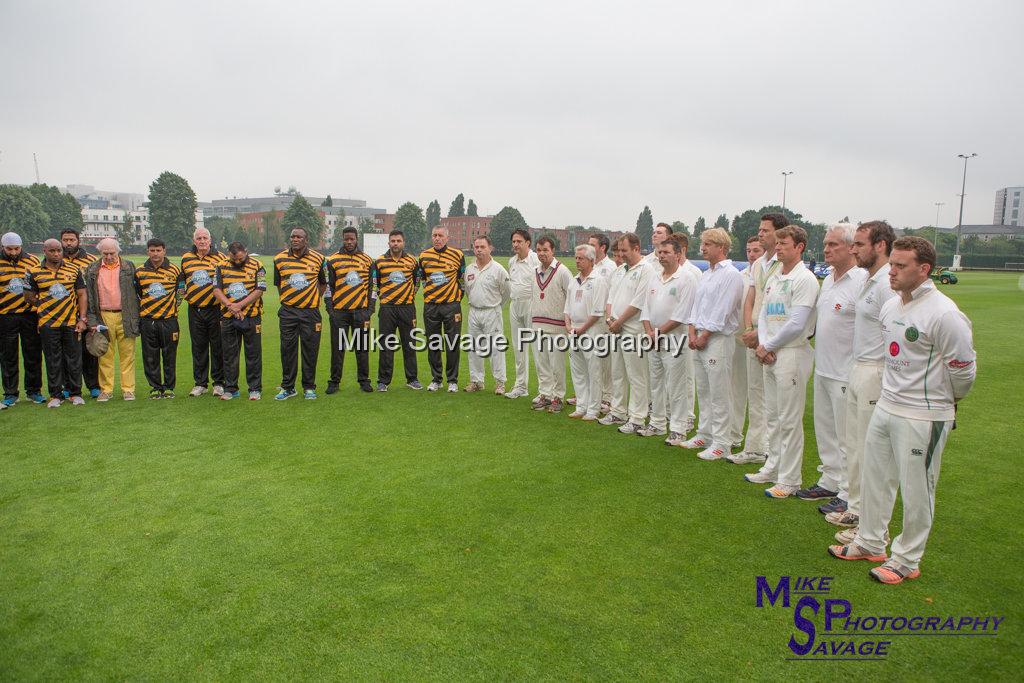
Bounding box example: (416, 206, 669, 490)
(828, 543, 887, 563)
(869, 561, 921, 585)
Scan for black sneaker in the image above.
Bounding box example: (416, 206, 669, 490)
(325, 383, 340, 395)
(796, 485, 837, 501)
(377, 383, 388, 392)
(406, 380, 423, 390)
(149, 389, 164, 400)
(360, 382, 373, 393)
(818, 497, 848, 515)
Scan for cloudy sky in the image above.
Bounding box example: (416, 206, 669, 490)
(1, 0, 1021, 230)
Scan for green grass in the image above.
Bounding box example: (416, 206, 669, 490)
(2, 267, 1022, 680)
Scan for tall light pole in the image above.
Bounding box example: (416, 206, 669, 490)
(934, 201, 944, 245)
(781, 171, 794, 213)
(955, 153, 977, 258)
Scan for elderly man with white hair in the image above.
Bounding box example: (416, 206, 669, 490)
(84, 238, 140, 401)
(181, 227, 226, 397)
(564, 243, 608, 420)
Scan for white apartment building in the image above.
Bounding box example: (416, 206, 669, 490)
(81, 207, 205, 246)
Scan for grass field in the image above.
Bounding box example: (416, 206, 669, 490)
(1, 263, 1021, 680)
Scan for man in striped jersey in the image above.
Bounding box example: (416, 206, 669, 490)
(374, 230, 421, 391)
(134, 238, 183, 399)
(61, 228, 100, 398)
(213, 241, 266, 401)
(273, 227, 327, 400)
(24, 239, 88, 408)
(181, 228, 226, 397)
(0, 232, 45, 406)
(418, 225, 465, 393)
(326, 227, 374, 394)
(464, 236, 510, 394)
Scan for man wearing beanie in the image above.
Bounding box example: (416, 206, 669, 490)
(0, 232, 46, 406)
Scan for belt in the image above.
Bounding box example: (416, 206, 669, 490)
(101, 309, 121, 313)
(469, 304, 500, 310)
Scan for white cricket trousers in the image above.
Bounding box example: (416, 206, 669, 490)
(728, 335, 748, 446)
(610, 334, 649, 423)
(693, 332, 734, 450)
(813, 374, 849, 493)
(533, 324, 567, 399)
(762, 344, 813, 487)
(842, 360, 883, 514)
(467, 305, 507, 384)
(854, 407, 952, 571)
(569, 336, 603, 417)
(509, 299, 536, 392)
(648, 343, 691, 433)
(742, 346, 770, 454)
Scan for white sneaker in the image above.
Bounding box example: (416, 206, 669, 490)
(835, 527, 857, 545)
(427, 381, 441, 392)
(726, 451, 768, 465)
(46, 398, 62, 408)
(665, 431, 685, 446)
(505, 387, 527, 399)
(679, 436, 707, 450)
(618, 422, 642, 434)
(697, 446, 727, 461)
(70, 396, 85, 406)
(212, 384, 225, 397)
(598, 414, 626, 426)
(447, 382, 458, 393)
(744, 469, 776, 484)
(568, 409, 586, 418)
(636, 424, 666, 437)
(765, 483, 801, 499)
(189, 386, 207, 397)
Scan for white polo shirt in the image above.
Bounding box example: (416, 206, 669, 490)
(508, 249, 540, 301)
(565, 272, 609, 336)
(758, 260, 819, 349)
(465, 259, 510, 309)
(608, 260, 652, 334)
(853, 263, 897, 363)
(688, 259, 744, 335)
(814, 265, 866, 381)
(593, 257, 616, 281)
(641, 267, 699, 339)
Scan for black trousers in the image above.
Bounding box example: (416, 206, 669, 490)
(377, 303, 418, 385)
(329, 307, 370, 385)
(279, 305, 321, 391)
(424, 301, 462, 384)
(221, 316, 262, 393)
(188, 304, 224, 388)
(40, 326, 82, 398)
(80, 332, 99, 392)
(0, 312, 43, 398)
(140, 317, 179, 392)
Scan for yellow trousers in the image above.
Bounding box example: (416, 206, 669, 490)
(99, 311, 136, 394)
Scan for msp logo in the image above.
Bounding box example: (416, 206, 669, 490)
(905, 326, 919, 342)
(288, 273, 310, 290)
(6, 277, 26, 294)
(430, 271, 448, 286)
(146, 282, 168, 298)
(190, 269, 211, 287)
(889, 341, 901, 357)
(226, 283, 248, 300)
(344, 271, 362, 287)
(48, 283, 69, 300)
(388, 270, 406, 284)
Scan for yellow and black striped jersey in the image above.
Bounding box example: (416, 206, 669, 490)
(418, 246, 465, 304)
(273, 248, 327, 309)
(326, 250, 373, 310)
(26, 262, 84, 328)
(180, 248, 224, 307)
(64, 248, 96, 273)
(214, 257, 267, 318)
(374, 251, 419, 305)
(0, 252, 41, 315)
(134, 259, 182, 320)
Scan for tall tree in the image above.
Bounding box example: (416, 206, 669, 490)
(394, 202, 428, 253)
(281, 194, 326, 247)
(28, 183, 84, 235)
(714, 213, 730, 229)
(0, 184, 50, 243)
(426, 199, 441, 231)
(448, 193, 465, 217)
(670, 220, 690, 236)
(728, 205, 825, 260)
(261, 211, 284, 252)
(636, 206, 654, 248)
(115, 210, 138, 247)
(322, 195, 333, 207)
(488, 206, 529, 254)
(148, 171, 198, 249)
(467, 199, 478, 216)
(357, 216, 374, 234)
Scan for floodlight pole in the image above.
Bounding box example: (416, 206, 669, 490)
(955, 153, 977, 257)
(781, 171, 794, 213)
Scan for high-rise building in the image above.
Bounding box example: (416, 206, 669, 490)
(994, 186, 1024, 227)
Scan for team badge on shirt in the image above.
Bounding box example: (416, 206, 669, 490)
(905, 326, 919, 342)
(288, 273, 310, 290)
(226, 283, 248, 300)
(191, 269, 211, 286)
(6, 278, 26, 294)
(49, 283, 69, 300)
(430, 272, 448, 286)
(147, 282, 168, 298)
(388, 271, 406, 284)
(344, 271, 362, 287)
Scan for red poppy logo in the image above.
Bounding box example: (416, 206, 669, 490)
(889, 341, 901, 356)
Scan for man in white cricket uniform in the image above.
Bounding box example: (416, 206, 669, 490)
(750, 226, 820, 498)
(464, 236, 511, 394)
(588, 233, 616, 411)
(684, 228, 744, 459)
(829, 236, 976, 585)
(640, 235, 698, 442)
(798, 224, 865, 502)
(506, 228, 541, 400)
(600, 233, 652, 433)
(565, 244, 609, 420)
(727, 236, 765, 457)
(826, 221, 899, 537)
(530, 236, 574, 413)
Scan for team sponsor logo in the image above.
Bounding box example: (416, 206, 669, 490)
(669, 287, 677, 296)
(147, 282, 168, 298)
(889, 341, 900, 356)
(948, 359, 974, 369)
(834, 303, 842, 311)
(226, 282, 248, 300)
(911, 448, 924, 456)
(6, 277, 26, 294)
(905, 326, 919, 342)
(467, 273, 476, 282)
(766, 302, 786, 315)
(190, 269, 211, 286)
(388, 270, 406, 284)
(429, 271, 448, 286)
(344, 271, 362, 287)
(48, 283, 69, 300)
(288, 273, 310, 290)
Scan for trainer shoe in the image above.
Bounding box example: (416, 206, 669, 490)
(834, 527, 858, 545)
(275, 389, 297, 401)
(504, 386, 527, 399)
(744, 469, 776, 484)
(29, 393, 46, 404)
(494, 382, 505, 396)
(665, 431, 685, 446)
(531, 397, 551, 411)
(869, 561, 921, 585)
(70, 395, 85, 406)
(598, 414, 626, 426)
(447, 382, 458, 393)
(618, 422, 642, 435)
(377, 383, 388, 392)
(547, 398, 564, 413)
(90, 388, 101, 399)
(149, 389, 164, 400)
(726, 451, 767, 465)
(765, 484, 800, 498)
(62, 390, 70, 399)
(220, 391, 239, 401)
(427, 381, 441, 392)
(304, 389, 317, 400)
(568, 409, 586, 419)
(464, 382, 482, 392)
(818, 497, 848, 515)
(406, 380, 423, 390)
(1, 402, 6, 410)
(123, 391, 135, 401)
(96, 392, 113, 402)
(249, 391, 262, 401)
(698, 447, 727, 461)
(796, 485, 837, 501)
(325, 383, 340, 395)
(189, 386, 208, 397)
(828, 543, 887, 563)
(360, 382, 373, 393)
(212, 385, 225, 397)
(826, 512, 860, 528)
(679, 436, 707, 450)
(2, 396, 17, 407)
(637, 424, 666, 437)
(163, 391, 175, 399)
(582, 413, 600, 421)
(566, 397, 576, 406)
(46, 397, 61, 408)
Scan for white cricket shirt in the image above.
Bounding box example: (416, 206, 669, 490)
(814, 266, 866, 381)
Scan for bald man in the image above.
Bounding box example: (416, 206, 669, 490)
(84, 238, 140, 401)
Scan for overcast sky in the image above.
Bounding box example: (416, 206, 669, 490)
(1, 0, 1021, 230)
